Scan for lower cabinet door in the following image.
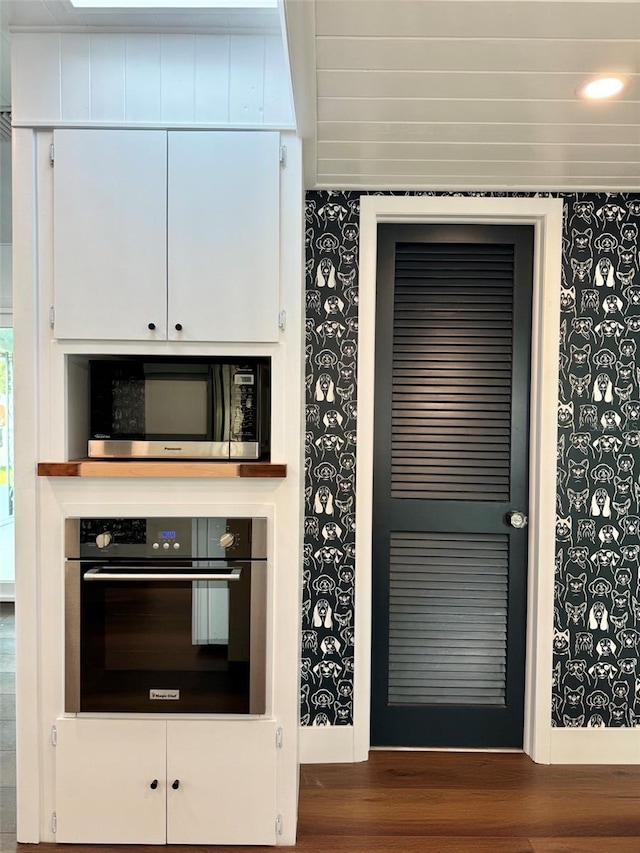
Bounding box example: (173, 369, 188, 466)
(55, 718, 167, 844)
(166, 720, 278, 845)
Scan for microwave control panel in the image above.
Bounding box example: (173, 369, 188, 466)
(230, 370, 258, 441)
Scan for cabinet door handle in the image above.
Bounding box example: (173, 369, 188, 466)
(174, 323, 183, 331)
(172, 779, 180, 790)
(148, 322, 156, 331)
(149, 779, 158, 790)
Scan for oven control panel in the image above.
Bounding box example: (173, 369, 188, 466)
(70, 517, 264, 560)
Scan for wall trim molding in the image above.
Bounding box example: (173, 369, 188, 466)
(299, 725, 358, 765)
(353, 195, 564, 765)
(549, 729, 640, 764)
(0, 582, 15, 602)
(299, 725, 640, 765)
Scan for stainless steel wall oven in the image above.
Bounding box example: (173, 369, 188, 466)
(65, 516, 267, 715)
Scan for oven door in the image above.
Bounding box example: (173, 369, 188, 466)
(65, 561, 266, 715)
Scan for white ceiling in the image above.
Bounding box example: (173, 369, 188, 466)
(286, 0, 640, 191)
(0, 0, 639, 192)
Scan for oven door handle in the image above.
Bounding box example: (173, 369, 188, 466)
(82, 568, 242, 581)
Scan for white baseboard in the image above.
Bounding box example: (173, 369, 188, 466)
(299, 726, 366, 764)
(0, 583, 15, 602)
(300, 725, 640, 765)
(549, 729, 640, 764)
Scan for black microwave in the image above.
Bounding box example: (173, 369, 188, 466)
(88, 357, 270, 460)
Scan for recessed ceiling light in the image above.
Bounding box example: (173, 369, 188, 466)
(578, 75, 627, 100)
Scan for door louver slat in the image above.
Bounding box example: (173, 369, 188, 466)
(388, 532, 509, 707)
(391, 241, 515, 500)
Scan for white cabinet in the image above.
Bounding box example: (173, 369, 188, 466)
(168, 132, 281, 343)
(53, 129, 281, 343)
(53, 130, 167, 342)
(55, 718, 278, 845)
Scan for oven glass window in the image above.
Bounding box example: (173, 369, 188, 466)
(79, 575, 253, 714)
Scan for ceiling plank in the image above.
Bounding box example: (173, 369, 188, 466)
(317, 97, 640, 125)
(317, 121, 640, 146)
(316, 37, 640, 73)
(317, 141, 640, 163)
(315, 0, 640, 40)
(317, 70, 639, 101)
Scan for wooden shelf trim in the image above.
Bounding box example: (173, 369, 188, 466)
(37, 461, 287, 479)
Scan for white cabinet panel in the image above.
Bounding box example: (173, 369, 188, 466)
(124, 35, 162, 122)
(55, 718, 166, 844)
(11, 32, 294, 128)
(160, 36, 196, 123)
(166, 720, 277, 845)
(53, 129, 167, 341)
(54, 718, 278, 845)
(90, 35, 126, 123)
(168, 131, 280, 342)
(53, 129, 279, 343)
(60, 35, 91, 123)
(194, 35, 231, 123)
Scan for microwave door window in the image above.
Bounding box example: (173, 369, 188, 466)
(144, 377, 208, 438)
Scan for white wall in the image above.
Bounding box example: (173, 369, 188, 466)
(0, 12, 9, 109)
(0, 241, 10, 318)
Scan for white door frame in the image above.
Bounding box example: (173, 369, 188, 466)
(353, 195, 563, 764)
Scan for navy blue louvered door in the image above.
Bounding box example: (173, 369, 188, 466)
(371, 224, 534, 748)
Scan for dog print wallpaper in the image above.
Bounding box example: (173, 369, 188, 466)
(303, 191, 640, 729)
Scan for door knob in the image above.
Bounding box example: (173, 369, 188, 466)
(148, 322, 156, 330)
(149, 779, 158, 790)
(506, 510, 528, 529)
(174, 323, 183, 331)
(172, 780, 180, 790)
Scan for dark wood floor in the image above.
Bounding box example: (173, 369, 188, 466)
(4, 596, 640, 852)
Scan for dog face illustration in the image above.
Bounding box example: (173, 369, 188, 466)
(596, 637, 617, 657)
(572, 317, 594, 339)
(593, 348, 617, 368)
(553, 629, 571, 655)
(573, 201, 594, 222)
(586, 691, 609, 709)
(569, 374, 591, 397)
(594, 233, 619, 252)
(571, 259, 593, 283)
(558, 401, 574, 428)
(591, 464, 615, 483)
(569, 432, 590, 454)
(581, 290, 599, 312)
(556, 516, 572, 542)
(589, 578, 613, 597)
(595, 203, 626, 223)
(620, 339, 637, 358)
(602, 294, 623, 315)
(595, 257, 615, 288)
(600, 410, 621, 430)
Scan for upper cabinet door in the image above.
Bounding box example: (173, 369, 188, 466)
(167, 132, 281, 342)
(53, 129, 168, 341)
